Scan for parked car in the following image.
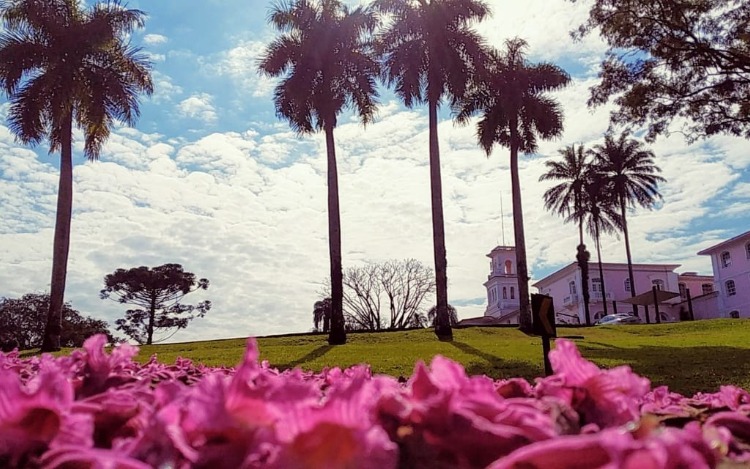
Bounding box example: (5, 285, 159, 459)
(595, 313, 643, 325)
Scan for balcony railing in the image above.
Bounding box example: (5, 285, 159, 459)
(590, 291, 612, 301)
(563, 294, 579, 306)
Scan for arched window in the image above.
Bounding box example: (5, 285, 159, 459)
(503, 287, 507, 299)
(624, 278, 631, 292)
(504, 260, 513, 274)
(510, 286, 515, 299)
(569, 281, 576, 294)
(652, 279, 665, 290)
(726, 280, 736, 296)
(721, 251, 732, 268)
(678, 282, 687, 299)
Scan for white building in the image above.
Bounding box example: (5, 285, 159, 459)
(483, 246, 521, 324)
(533, 262, 682, 324)
(698, 229, 750, 318)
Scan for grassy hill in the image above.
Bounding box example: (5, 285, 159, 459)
(130, 319, 750, 396)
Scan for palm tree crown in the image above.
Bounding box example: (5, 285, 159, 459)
(591, 132, 665, 213)
(259, 0, 379, 132)
(374, 0, 489, 106)
(540, 144, 590, 245)
(0, 0, 152, 351)
(259, 0, 380, 345)
(374, 0, 489, 341)
(456, 38, 570, 330)
(0, 0, 153, 158)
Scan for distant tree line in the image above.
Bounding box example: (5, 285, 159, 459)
(0, 293, 115, 351)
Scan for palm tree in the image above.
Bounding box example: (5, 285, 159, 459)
(540, 144, 593, 324)
(313, 297, 332, 333)
(456, 38, 570, 330)
(589, 131, 665, 311)
(0, 0, 153, 351)
(374, 0, 489, 341)
(259, 0, 379, 345)
(578, 171, 623, 317)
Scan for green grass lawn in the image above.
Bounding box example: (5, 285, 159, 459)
(123, 319, 750, 396)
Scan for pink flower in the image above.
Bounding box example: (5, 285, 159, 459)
(537, 339, 651, 428)
(66, 334, 140, 398)
(273, 368, 398, 469)
(0, 361, 89, 466)
(378, 355, 557, 467)
(488, 419, 720, 469)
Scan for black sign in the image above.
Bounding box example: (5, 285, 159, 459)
(531, 293, 557, 338)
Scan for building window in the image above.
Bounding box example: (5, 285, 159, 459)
(625, 278, 631, 292)
(678, 283, 687, 299)
(503, 287, 507, 299)
(746, 242, 750, 259)
(505, 260, 513, 274)
(510, 286, 515, 299)
(569, 281, 576, 294)
(652, 279, 665, 291)
(592, 278, 602, 292)
(726, 280, 736, 296)
(702, 283, 713, 295)
(721, 251, 731, 268)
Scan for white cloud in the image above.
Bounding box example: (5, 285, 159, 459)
(213, 39, 277, 98)
(149, 71, 183, 104)
(177, 93, 218, 125)
(143, 33, 168, 46)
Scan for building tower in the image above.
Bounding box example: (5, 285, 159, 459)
(484, 246, 521, 323)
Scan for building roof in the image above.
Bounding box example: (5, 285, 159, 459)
(618, 289, 680, 306)
(697, 229, 750, 255)
(486, 245, 515, 258)
(532, 262, 681, 288)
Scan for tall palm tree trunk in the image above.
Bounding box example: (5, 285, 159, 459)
(595, 222, 608, 316)
(147, 293, 157, 345)
(428, 97, 452, 341)
(41, 113, 73, 352)
(620, 196, 638, 314)
(324, 122, 346, 345)
(578, 213, 591, 325)
(509, 126, 531, 331)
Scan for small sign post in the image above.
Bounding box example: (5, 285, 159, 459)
(531, 293, 557, 376)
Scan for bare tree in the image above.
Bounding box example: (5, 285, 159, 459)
(342, 263, 383, 331)
(318, 259, 435, 331)
(381, 259, 435, 329)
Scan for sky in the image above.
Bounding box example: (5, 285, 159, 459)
(1, 0, 748, 343)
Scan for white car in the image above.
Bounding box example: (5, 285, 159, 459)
(595, 313, 643, 325)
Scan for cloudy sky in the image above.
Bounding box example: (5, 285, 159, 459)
(1, 0, 748, 343)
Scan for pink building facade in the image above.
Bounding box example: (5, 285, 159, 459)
(698, 229, 750, 318)
(533, 262, 682, 324)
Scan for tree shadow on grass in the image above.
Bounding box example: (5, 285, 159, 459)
(449, 341, 544, 381)
(577, 344, 750, 396)
(275, 345, 334, 370)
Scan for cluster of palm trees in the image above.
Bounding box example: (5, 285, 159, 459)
(0, 0, 664, 351)
(540, 132, 665, 324)
(259, 0, 571, 344)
